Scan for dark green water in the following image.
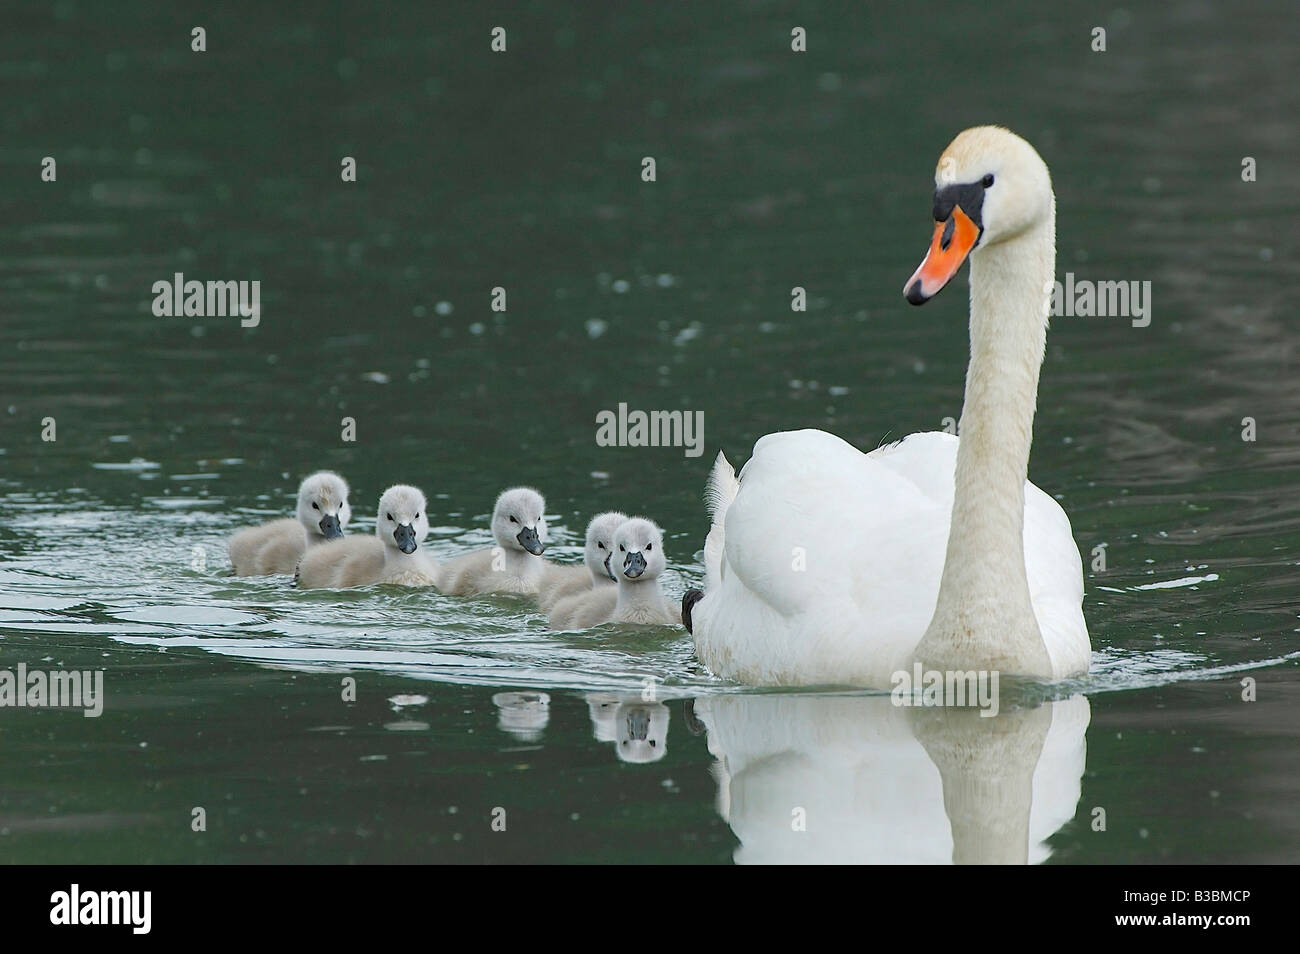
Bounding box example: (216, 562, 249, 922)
(1, 1, 1296, 862)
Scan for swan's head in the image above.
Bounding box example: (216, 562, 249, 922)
(492, 487, 547, 555)
(904, 125, 1053, 305)
(613, 518, 666, 583)
(584, 511, 628, 582)
(296, 471, 351, 540)
(376, 484, 429, 554)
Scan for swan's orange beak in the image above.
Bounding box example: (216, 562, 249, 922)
(904, 206, 980, 305)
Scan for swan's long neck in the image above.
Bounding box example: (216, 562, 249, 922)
(919, 205, 1056, 677)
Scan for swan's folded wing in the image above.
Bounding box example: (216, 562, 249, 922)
(722, 429, 938, 618)
(867, 431, 960, 505)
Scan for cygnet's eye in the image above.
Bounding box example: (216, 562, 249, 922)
(386, 513, 394, 522)
(415, 512, 420, 519)
(982, 173, 994, 188)
(509, 516, 518, 524)
(619, 545, 625, 552)
(312, 502, 319, 510)
(646, 543, 653, 551)
(597, 543, 605, 550)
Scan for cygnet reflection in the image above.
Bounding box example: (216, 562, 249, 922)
(491, 691, 552, 742)
(585, 692, 671, 763)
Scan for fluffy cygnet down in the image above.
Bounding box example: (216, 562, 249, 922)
(536, 511, 626, 613)
(228, 471, 351, 576)
(296, 484, 438, 589)
(548, 517, 680, 630)
(439, 487, 549, 596)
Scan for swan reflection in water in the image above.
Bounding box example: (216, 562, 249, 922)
(691, 692, 1089, 864)
(585, 692, 670, 763)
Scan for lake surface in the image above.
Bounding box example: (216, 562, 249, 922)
(1, 1, 1296, 863)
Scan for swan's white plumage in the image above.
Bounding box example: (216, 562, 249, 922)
(693, 429, 1086, 687)
(691, 126, 1090, 687)
(702, 451, 739, 594)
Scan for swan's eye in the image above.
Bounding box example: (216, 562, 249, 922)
(509, 516, 518, 524)
(982, 173, 994, 188)
(312, 502, 319, 510)
(597, 543, 605, 549)
(619, 545, 625, 552)
(386, 513, 394, 521)
(415, 512, 420, 518)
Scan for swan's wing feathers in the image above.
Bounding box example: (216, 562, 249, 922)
(721, 430, 928, 618)
(702, 450, 740, 592)
(705, 451, 739, 525)
(868, 431, 960, 505)
(1025, 484, 1083, 599)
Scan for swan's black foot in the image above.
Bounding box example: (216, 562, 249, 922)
(681, 698, 706, 736)
(681, 588, 704, 634)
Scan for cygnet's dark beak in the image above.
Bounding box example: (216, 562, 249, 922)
(393, 523, 417, 554)
(516, 526, 544, 555)
(318, 514, 343, 539)
(623, 550, 646, 579)
(624, 707, 651, 741)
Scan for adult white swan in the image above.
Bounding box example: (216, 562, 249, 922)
(683, 126, 1090, 687)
